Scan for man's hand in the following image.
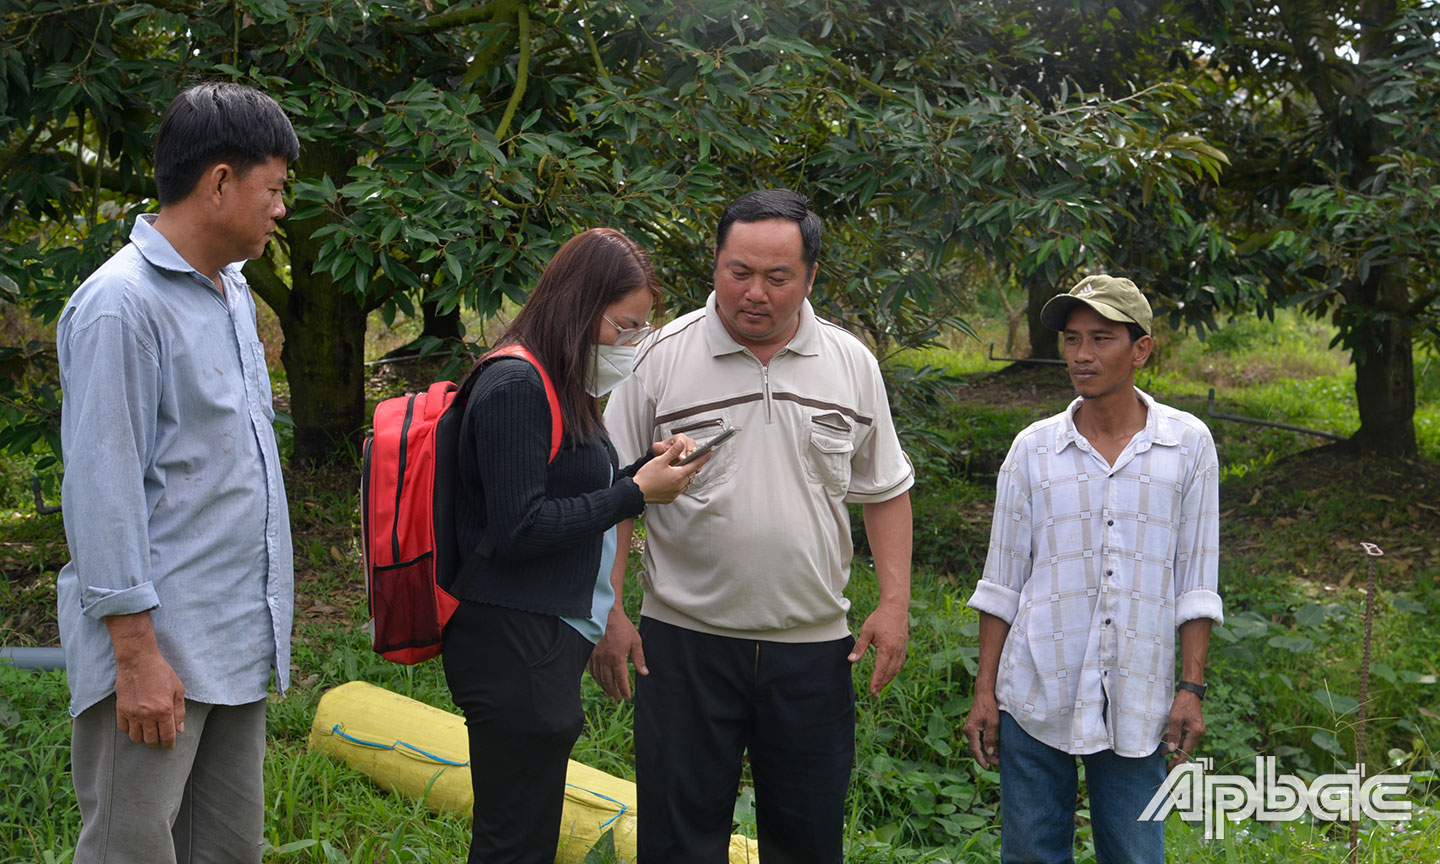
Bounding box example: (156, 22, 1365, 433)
(115, 651, 186, 749)
(849, 600, 908, 696)
(962, 692, 1001, 769)
(1168, 618, 1213, 769)
(588, 608, 647, 701)
(1164, 689, 1206, 770)
(107, 611, 185, 749)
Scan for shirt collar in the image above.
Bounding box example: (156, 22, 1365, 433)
(701, 291, 821, 358)
(131, 213, 245, 285)
(1054, 386, 1178, 453)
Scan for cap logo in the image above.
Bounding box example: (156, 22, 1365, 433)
(1079, 284, 1095, 296)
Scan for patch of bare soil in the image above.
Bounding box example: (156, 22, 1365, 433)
(1221, 449, 1440, 589)
(0, 568, 61, 647)
(952, 363, 1074, 410)
(285, 462, 368, 624)
(365, 354, 466, 404)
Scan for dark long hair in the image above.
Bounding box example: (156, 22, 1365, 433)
(487, 228, 660, 443)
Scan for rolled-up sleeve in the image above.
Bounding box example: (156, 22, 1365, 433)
(58, 313, 162, 619)
(1174, 434, 1223, 627)
(967, 452, 1032, 625)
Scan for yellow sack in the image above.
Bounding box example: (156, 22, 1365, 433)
(307, 681, 758, 863)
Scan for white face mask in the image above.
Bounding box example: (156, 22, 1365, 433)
(586, 343, 637, 397)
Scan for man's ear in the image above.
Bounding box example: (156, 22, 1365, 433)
(201, 163, 235, 208)
(1133, 334, 1154, 368)
(804, 264, 817, 296)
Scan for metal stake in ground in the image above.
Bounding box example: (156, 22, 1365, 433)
(1349, 541, 1384, 862)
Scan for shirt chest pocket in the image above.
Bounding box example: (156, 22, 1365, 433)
(668, 416, 736, 494)
(803, 413, 854, 495)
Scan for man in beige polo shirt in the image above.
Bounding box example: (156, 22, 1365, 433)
(591, 189, 914, 863)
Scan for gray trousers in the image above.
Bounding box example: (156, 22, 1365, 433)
(71, 695, 266, 864)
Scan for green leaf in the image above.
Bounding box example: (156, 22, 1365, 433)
(1370, 663, 1398, 685)
(1293, 604, 1326, 628)
(1267, 635, 1314, 654)
(1311, 729, 1347, 756)
(1312, 689, 1360, 716)
(407, 225, 439, 245)
(1392, 596, 1427, 614)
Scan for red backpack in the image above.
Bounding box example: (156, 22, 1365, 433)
(360, 345, 562, 664)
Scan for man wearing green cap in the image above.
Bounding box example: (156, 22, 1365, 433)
(961, 275, 1223, 862)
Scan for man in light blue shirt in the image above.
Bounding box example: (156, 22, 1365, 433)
(56, 82, 298, 863)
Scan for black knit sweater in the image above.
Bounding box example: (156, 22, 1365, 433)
(452, 357, 648, 617)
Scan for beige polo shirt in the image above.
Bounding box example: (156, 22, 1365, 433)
(603, 292, 914, 643)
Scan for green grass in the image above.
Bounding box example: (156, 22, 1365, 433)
(3, 305, 1439, 863)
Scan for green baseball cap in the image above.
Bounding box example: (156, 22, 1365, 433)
(1040, 275, 1152, 336)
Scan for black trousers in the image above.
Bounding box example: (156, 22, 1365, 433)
(634, 618, 857, 864)
(442, 600, 594, 864)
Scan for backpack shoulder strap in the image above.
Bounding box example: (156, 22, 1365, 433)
(449, 345, 565, 590)
(476, 344, 563, 464)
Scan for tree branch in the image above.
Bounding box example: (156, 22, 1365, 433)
(822, 55, 904, 105)
(1277, 0, 1342, 110)
(0, 142, 156, 202)
(576, 0, 609, 83)
(242, 253, 290, 318)
(461, 0, 522, 89)
(0, 120, 44, 186)
(405, 0, 505, 33)
(1406, 286, 1439, 319)
(493, 3, 531, 144)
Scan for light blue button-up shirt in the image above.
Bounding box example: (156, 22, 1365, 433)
(56, 213, 293, 717)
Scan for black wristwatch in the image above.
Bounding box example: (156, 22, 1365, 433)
(1177, 680, 1208, 700)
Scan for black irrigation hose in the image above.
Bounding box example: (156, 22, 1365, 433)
(1207, 389, 1347, 442)
(986, 344, 1067, 366)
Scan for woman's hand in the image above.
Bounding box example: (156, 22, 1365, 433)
(633, 437, 711, 503)
(652, 433, 698, 457)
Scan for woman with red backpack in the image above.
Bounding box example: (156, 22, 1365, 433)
(441, 227, 709, 863)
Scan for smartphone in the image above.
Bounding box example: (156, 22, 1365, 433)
(677, 426, 741, 466)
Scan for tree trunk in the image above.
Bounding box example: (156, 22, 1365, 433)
(381, 297, 464, 360)
(279, 142, 367, 465)
(421, 298, 463, 343)
(1348, 274, 1417, 457)
(1026, 273, 1061, 360)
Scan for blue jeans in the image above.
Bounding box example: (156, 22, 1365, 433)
(998, 712, 1166, 864)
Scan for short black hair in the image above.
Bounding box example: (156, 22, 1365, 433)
(154, 82, 299, 205)
(1125, 322, 1147, 342)
(715, 189, 822, 271)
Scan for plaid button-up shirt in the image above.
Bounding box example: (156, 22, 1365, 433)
(968, 388, 1222, 756)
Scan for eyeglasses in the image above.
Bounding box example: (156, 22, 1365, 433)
(603, 313, 653, 347)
